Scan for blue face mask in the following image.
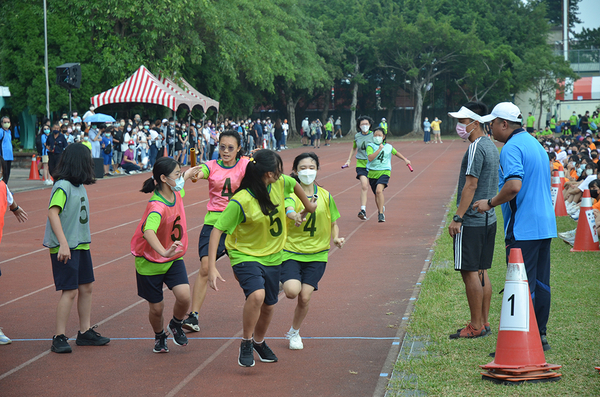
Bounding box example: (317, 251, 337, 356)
(167, 176, 185, 192)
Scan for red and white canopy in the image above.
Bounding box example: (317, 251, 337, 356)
(91, 66, 218, 112)
(158, 75, 219, 112)
(556, 76, 600, 101)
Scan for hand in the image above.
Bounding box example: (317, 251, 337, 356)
(12, 207, 28, 223)
(344, 159, 350, 167)
(293, 212, 305, 227)
(57, 245, 71, 264)
(404, 159, 411, 165)
(208, 268, 225, 291)
(448, 221, 461, 237)
(472, 199, 490, 214)
(379, 144, 384, 150)
(333, 237, 345, 248)
(163, 241, 183, 258)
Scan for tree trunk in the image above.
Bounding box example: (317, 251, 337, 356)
(412, 81, 424, 136)
(349, 57, 360, 135)
(386, 105, 394, 135)
(286, 92, 300, 137)
(537, 89, 544, 130)
(321, 90, 330, 122)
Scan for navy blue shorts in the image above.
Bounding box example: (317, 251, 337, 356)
(103, 153, 112, 165)
(198, 224, 228, 260)
(356, 167, 368, 180)
(51, 249, 95, 291)
(280, 259, 326, 291)
(232, 261, 280, 306)
(369, 175, 390, 194)
(136, 259, 189, 304)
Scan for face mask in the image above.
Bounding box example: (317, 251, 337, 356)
(170, 123, 175, 127)
(373, 136, 384, 145)
(297, 169, 317, 185)
(568, 150, 572, 155)
(92, 125, 97, 129)
(435, 118, 438, 121)
(555, 146, 559, 151)
(105, 133, 111, 137)
(560, 146, 565, 151)
(167, 176, 185, 192)
(52, 130, 59, 134)
(43, 129, 50, 135)
(129, 145, 135, 150)
(144, 125, 149, 130)
(591, 189, 599, 199)
(586, 169, 594, 176)
(456, 120, 476, 140)
(2, 123, 9, 129)
(360, 125, 369, 133)
(84, 136, 89, 141)
(120, 122, 125, 127)
(67, 128, 72, 134)
(127, 127, 132, 132)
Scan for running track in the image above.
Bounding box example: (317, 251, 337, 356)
(0, 139, 466, 396)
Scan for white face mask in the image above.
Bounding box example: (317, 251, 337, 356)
(360, 125, 369, 133)
(586, 169, 594, 176)
(297, 169, 317, 185)
(373, 136, 384, 145)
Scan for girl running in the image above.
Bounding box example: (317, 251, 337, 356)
(344, 116, 374, 220)
(43, 143, 110, 353)
(281, 153, 345, 350)
(131, 157, 201, 353)
(182, 130, 249, 332)
(207, 149, 317, 367)
(366, 128, 411, 222)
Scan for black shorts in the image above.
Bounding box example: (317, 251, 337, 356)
(232, 261, 280, 306)
(526, 127, 534, 133)
(136, 259, 189, 304)
(198, 224, 228, 260)
(369, 175, 390, 194)
(356, 167, 368, 180)
(280, 259, 326, 291)
(51, 249, 95, 291)
(453, 223, 496, 271)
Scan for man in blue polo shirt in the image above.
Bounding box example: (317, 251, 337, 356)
(473, 102, 556, 351)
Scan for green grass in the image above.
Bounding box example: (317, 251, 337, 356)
(386, 200, 600, 396)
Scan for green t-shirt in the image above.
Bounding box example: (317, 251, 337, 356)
(48, 189, 90, 254)
(526, 115, 535, 128)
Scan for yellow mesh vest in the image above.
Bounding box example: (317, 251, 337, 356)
(284, 186, 332, 254)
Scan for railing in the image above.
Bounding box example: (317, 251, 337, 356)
(554, 49, 600, 73)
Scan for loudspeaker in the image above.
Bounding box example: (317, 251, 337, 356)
(56, 63, 81, 89)
(92, 157, 105, 179)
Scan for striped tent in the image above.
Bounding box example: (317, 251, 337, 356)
(91, 66, 218, 112)
(556, 76, 600, 101)
(158, 74, 219, 112)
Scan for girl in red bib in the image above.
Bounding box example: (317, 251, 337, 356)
(131, 157, 201, 353)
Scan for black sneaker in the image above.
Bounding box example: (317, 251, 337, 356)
(51, 334, 72, 353)
(378, 213, 385, 222)
(153, 332, 169, 353)
(168, 319, 188, 346)
(253, 340, 278, 363)
(182, 312, 200, 332)
(238, 339, 255, 367)
(358, 209, 367, 220)
(541, 334, 551, 351)
(76, 326, 110, 346)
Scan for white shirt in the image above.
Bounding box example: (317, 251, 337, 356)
(282, 123, 289, 136)
(578, 175, 598, 192)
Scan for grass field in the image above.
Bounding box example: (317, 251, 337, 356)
(387, 201, 600, 396)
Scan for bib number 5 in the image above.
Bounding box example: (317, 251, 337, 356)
(269, 208, 282, 237)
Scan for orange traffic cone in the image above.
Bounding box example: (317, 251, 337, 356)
(595, 366, 600, 374)
(480, 248, 561, 384)
(163, 145, 169, 158)
(557, 164, 567, 186)
(551, 171, 568, 216)
(28, 154, 40, 180)
(571, 189, 600, 252)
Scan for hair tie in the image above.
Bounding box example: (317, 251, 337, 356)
(249, 157, 256, 164)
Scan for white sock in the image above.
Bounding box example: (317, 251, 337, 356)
(288, 326, 299, 335)
(360, 206, 366, 211)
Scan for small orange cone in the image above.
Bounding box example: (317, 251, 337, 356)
(595, 366, 600, 374)
(28, 154, 40, 180)
(571, 189, 600, 252)
(551, 171, 568, 216)
(480, 248, 561, 384)
(163, 145, 169, 158)
(557, 164, 567, 186)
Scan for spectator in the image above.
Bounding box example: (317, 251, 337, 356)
(46, 123, 68, 177)
(71, 111, 82, 124)
(81, 131, 92, 153)
(324, 117, 333, 146)
(0, 117, 14, 183)
(88, 124, 102, 158)
(40, 126, 52, 185)
(82, 105, 95, 121)
(334, 116, 342, 139)
(423, 117, 431, 144)
(430, 117, 442, 144)
(301, 117, 310, 146)
(253, 119, 263, 150)
(282, 119, 289, 149)
(147, 122, 159, 167)
(121, 140, 141, 174)
(101, 128, 113, 176)
(274, 119, 283, 152)
(526, 112, 535, 133)
(569, 111, 578, 135)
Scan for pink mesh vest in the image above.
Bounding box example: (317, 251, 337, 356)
(206, 158, 249, 212)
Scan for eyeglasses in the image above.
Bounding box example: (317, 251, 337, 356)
(219, 145, 236, 152)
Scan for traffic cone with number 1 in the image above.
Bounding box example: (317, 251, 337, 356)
(480, 248, 561, 384)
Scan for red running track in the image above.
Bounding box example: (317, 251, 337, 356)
(0, 139, 467, 396)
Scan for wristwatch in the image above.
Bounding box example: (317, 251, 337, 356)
(487, 198, 495, 208)
(453, 214, 463, 223)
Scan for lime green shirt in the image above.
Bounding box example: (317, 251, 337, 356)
(48, 189, 90, 254)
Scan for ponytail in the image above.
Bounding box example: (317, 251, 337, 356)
(140, 157, 179, 193)
(235, 149, 283, 215)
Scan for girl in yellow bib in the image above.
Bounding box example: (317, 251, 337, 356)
(207, 149, 317, 367)
(281, 153, 345, 350)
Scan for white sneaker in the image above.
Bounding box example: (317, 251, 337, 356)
(287, 332, 303, 350)
(43, 179, 53, 186)
(0, 328, 11, 345)
(558, 229, 577, 239)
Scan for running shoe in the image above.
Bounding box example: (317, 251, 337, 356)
(285, 331, 303, 350)
(0, 328, 11, 345)
(449, 323, 487, 339)
(153, 332, 169, 353)
(358, 209, 367, 220)
(76, 325, 110, 346)
(541, 334, 551, 351)
(253, 340, 278, 362)
(484, 322, 491, 335)
(51, 334, 72, 353)
(182, 312, 200, 332)
(168, 319, 188, 346)
(378, 213, 385, 223)
(238, 339, 255, 367)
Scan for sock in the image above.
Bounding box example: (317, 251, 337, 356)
(288, 326, 299, 335)
(155, 330, 166, 337)
(253, 338, 263, 344)
(172, 316, 183, 324)
(360, 206, 366, 211)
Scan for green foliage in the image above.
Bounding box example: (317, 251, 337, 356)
(573, 27, 600, 50)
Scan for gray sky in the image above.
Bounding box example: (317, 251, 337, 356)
(574, 0, 600, 33)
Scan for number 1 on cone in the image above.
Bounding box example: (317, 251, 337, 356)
(499, 281, 529, 332)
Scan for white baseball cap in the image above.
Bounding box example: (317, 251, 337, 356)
(162, 118, 168, 123)
(481, 102, 522, 123)
(448, 106, 483, 122)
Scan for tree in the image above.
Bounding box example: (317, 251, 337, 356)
(573, 27, 600, 50)
(532, 0, 581, 32)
